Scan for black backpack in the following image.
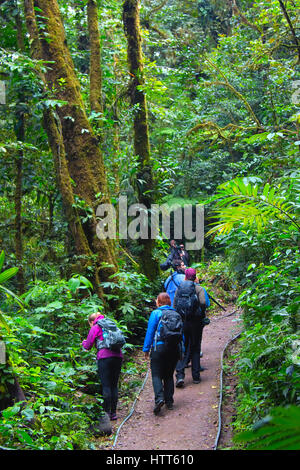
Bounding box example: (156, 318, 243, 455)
(96, 318, 126, 352)
(155, 308, 183, 350)
(174, 281, 200, 320)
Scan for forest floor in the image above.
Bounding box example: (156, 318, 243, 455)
(94, 305, 243, 451)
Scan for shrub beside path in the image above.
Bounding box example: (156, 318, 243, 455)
(111, 307, 242, 451)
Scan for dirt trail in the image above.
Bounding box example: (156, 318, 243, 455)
(112, 308, 242, 451)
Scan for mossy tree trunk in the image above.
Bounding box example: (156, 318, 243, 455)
(123, 0, 159, 281)
(24, 0, 117, 296)
(14, 3, 26, 295)
(14, 112, 25, 295)
(87, 0, 103, 116)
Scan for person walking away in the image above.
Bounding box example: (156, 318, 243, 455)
(164, 259, 186, 306)
(160, 240, 181, 271)
(82, 312, 123, 422)
(174, 268, 210, 387)
(143, 293, 182, 414)
(170, 239, 181, 261)
(179, 243, 189, 267)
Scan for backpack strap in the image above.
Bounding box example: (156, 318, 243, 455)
(165, 272, 181, 292)
(154, 316, 162, 352)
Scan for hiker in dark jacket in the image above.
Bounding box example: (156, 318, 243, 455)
(160, 240, 181, 271)
(178, 243, 190, 267)
(174, 268, 209, 387)
(143, 293, 181, 415)
(164, 259, 186, 306)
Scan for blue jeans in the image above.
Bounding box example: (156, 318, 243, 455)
(97, 357, 122, 414)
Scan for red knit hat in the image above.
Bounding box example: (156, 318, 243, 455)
(185, 268, 196, 280)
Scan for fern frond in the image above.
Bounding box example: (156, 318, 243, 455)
(0, 309, 10, 334)
(235, 406, 300, 450)
(206, 178, 300, 236)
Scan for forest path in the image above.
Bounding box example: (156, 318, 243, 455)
(110, 307, 242, 451)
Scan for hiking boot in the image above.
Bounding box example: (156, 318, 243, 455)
(166, 403, 174, 410)
(176, 378, 184, 388)
(94, 412, 112, 436)
(193, 378, 201, 384)
(153, 400, 164, 415)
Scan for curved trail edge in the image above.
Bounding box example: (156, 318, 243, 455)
(111, 307, 242, 451)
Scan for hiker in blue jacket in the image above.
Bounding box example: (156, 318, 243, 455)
(143, 293, 181, 415)
(164, 259, 186, 306)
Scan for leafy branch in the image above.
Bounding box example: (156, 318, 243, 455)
(0, 251, 24, 334)
(235, 405, 300, 450)
(205, 178, 300, 236)
(204, 57, 264, 130)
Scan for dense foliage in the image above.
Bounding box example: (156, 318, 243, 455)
(0, 0, 299, 450)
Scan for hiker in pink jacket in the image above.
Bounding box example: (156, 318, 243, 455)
(82, 312, 123, 420)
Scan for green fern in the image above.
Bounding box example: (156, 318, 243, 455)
(0, 309, 10, 333)
(235, 406, 300, 450)
(0, 251, 24, 334)
(206, 178, 300, 236)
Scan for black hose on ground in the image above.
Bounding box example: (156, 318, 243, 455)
(111, 365, 150, 450)
(111, 308, 242, 451)
(213, 326, 242, 450)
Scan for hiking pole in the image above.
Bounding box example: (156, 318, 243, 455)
(207, 293, 226, 311)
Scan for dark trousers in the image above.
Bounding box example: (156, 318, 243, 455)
(176, 319, 203, 382)
(97, 357, 122, 414)
(150, 343, 180, 405)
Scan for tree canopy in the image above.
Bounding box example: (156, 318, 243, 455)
(0, 0, 299, 450)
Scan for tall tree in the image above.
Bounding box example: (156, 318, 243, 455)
(87, 0, 103, 116)
(23, 0, 117, 296)
(14, 1, 26, 294)
(123, 0, 159, 280)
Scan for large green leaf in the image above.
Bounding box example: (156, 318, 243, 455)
(0, 267, 19, 284)
(0, 309, 10, 333)
(206, 178, 300, 236)
(0, 285, 24, 309)
(235, 406, 300, 450)
(0, 251, 5, 272)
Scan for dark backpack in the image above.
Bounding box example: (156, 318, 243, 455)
(96, 318, 126, 352)
(174, 281, 200, 320)
(155, 308, 183, 350)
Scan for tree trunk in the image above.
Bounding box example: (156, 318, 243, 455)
(123, 0, 159, 280)
(278, 0, 300, 62)
(14, 139, 25, 295)
(23, 0, 117, 294)
(87, 0, 103, 115)
(14, 3, 26, 295)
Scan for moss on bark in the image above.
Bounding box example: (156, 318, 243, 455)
(24, 0, 117, 295)
(87, 0, 103, 115)
(123, 0, 159, 280)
